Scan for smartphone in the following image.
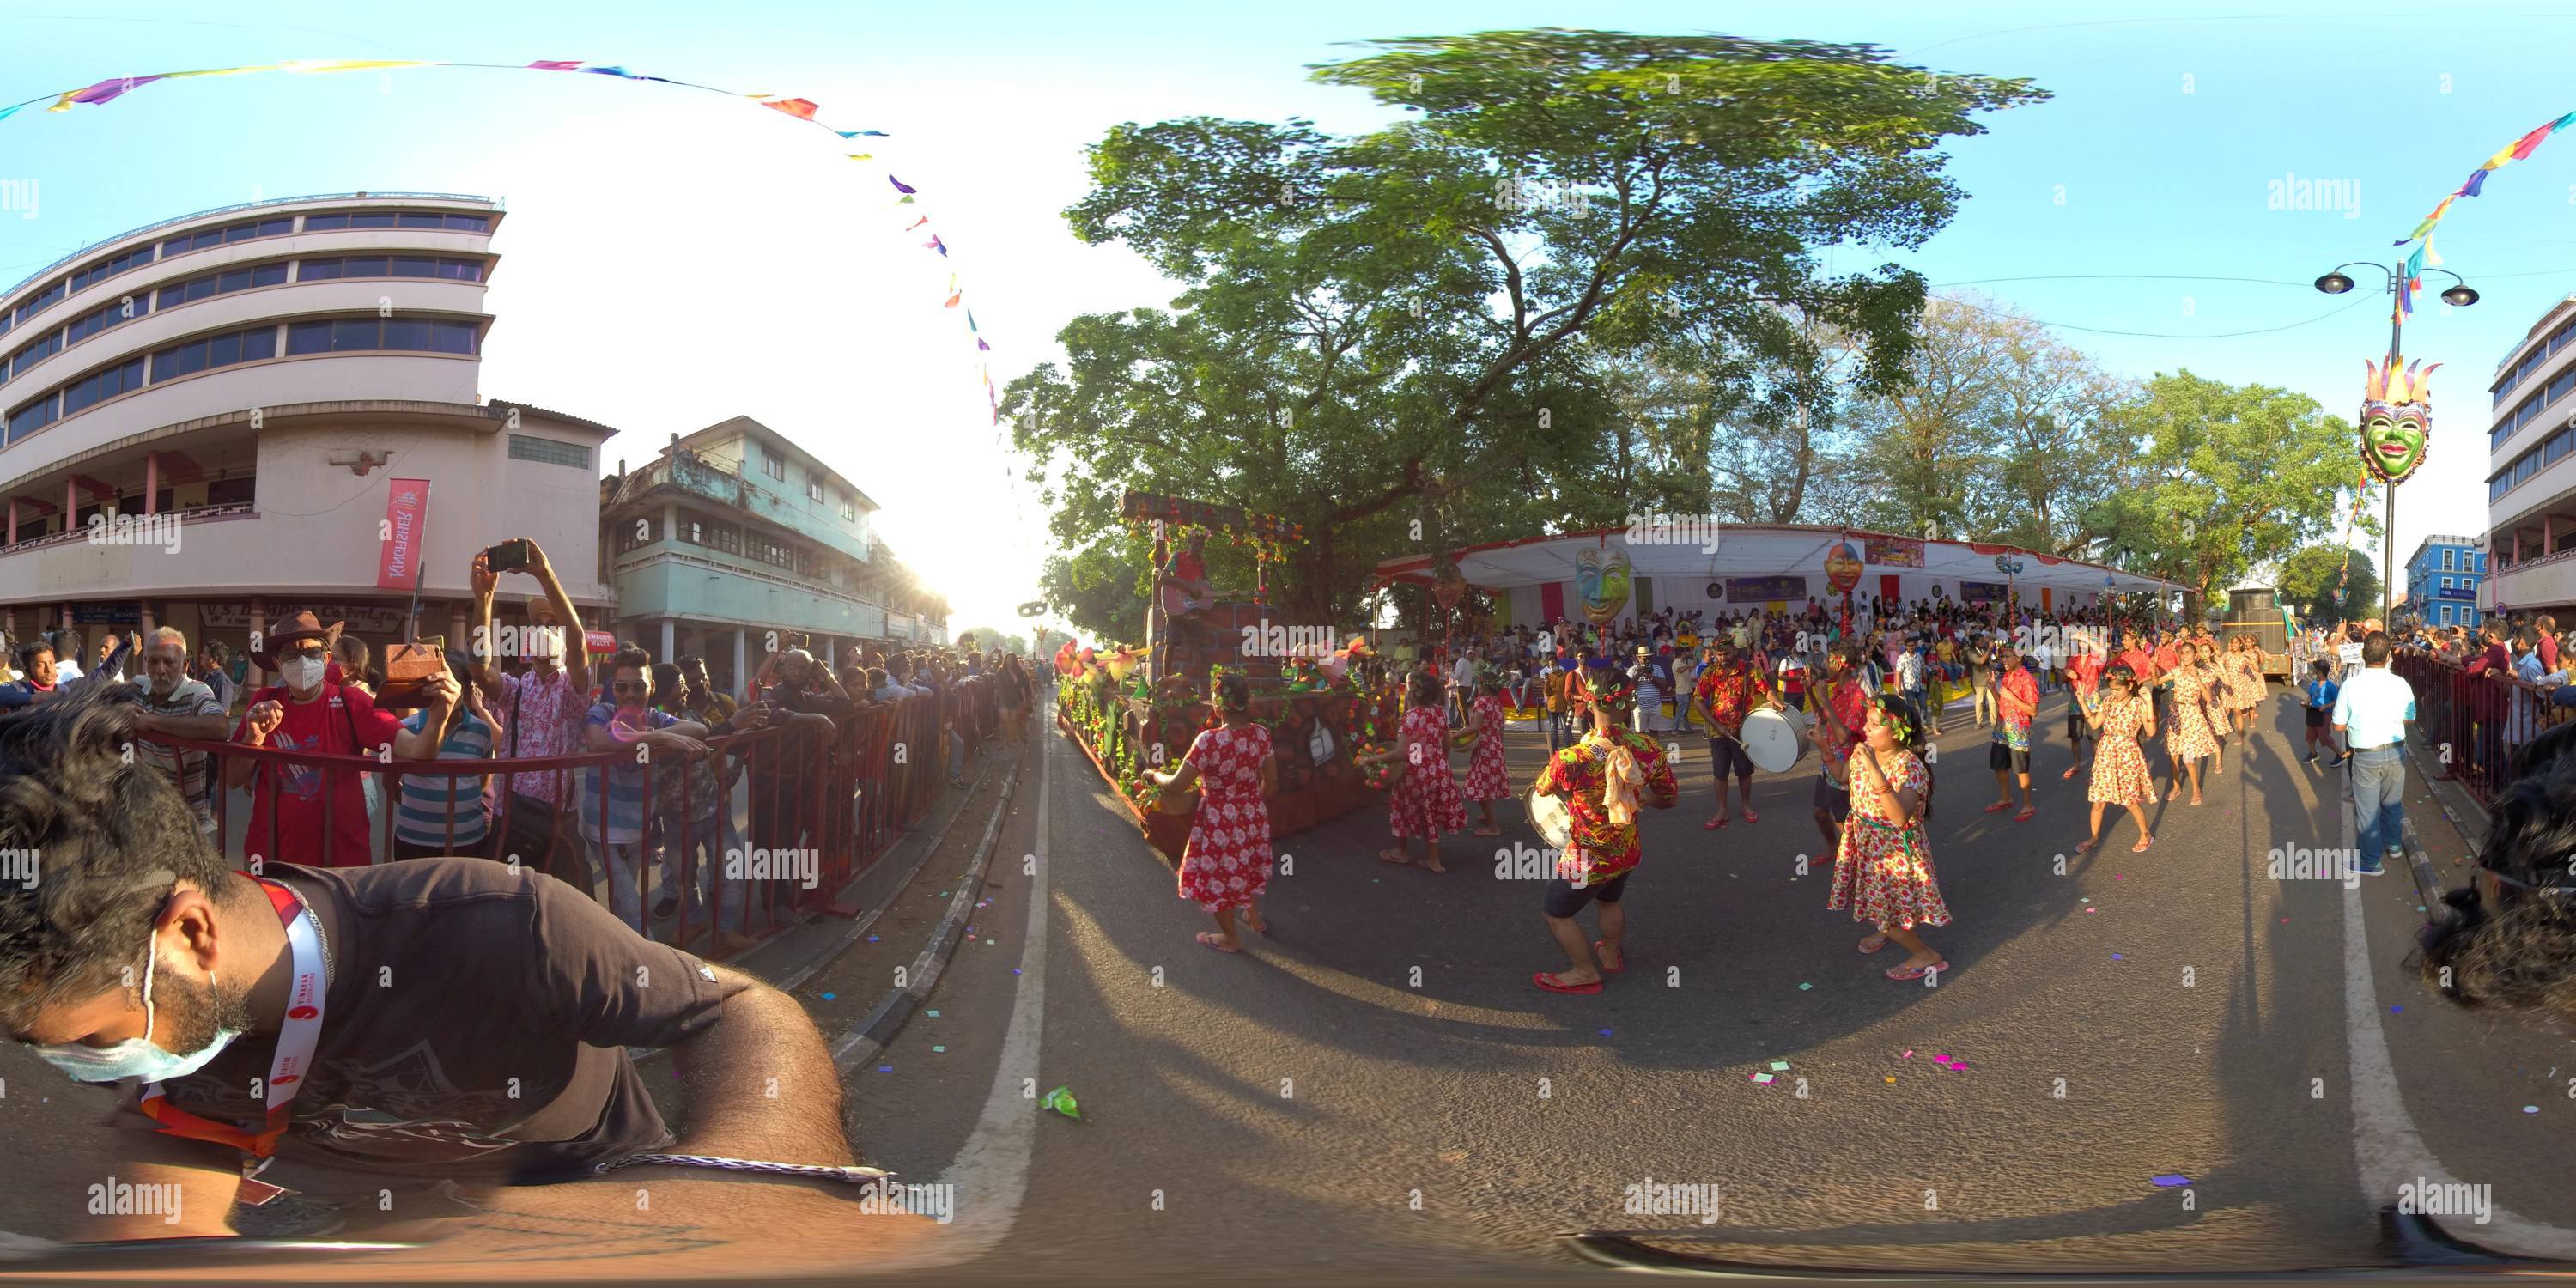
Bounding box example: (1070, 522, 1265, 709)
(485, 538, 532, 573)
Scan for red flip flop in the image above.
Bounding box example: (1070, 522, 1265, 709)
(1533, 970, 1604, 995)
(1983, 800, 2012, 813)
(1593, 941, 1627, 973)
(1705, 814, 1728, 830)
(1886, 960, 1948, 981)
(1741, 808, 1759, 823)
(2012, 808, 2036, 823)
(1196, 933, 1242, 954)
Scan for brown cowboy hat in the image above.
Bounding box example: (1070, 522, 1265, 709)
(253, 610, 345, 670)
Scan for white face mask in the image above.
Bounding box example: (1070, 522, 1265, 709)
(279, 656, 327, 692)
(32, 939, 241, 1084)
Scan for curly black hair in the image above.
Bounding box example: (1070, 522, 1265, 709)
(0, 683, 239, 1033)
(2413, 720, 2576, 1016)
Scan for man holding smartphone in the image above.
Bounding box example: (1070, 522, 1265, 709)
(468, 538, 592, 876)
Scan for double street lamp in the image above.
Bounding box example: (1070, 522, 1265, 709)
(2315, 260, 2480, 623)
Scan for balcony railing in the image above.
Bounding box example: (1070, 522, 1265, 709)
(0, 501, 257, 556)
(4, 191, 495, 302)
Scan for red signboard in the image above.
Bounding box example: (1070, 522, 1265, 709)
(375, 477, 431, 591)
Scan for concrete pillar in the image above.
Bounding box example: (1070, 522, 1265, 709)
(659, 617, 675, 663)
(825, 639, 835, 669)
(143, 453, 158, 515)
(64, 477, 76, 532)
(661, 501, 678, 543)
(732, 627, 747, 701)
(6, 498, 15, 545)
(247, 594, 266, 690)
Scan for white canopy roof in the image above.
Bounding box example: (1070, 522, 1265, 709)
(1373, 524, 2178, 599)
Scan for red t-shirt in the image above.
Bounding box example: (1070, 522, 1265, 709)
(2153, 643, 2179, 674)
(2117, 647, 2157, 686)
(234, 682, 404, 867)
(2066, 651, 2103, 694)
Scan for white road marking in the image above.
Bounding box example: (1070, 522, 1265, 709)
(2320, 766, 2576, 1258)
(923, 724, 1054, 1261)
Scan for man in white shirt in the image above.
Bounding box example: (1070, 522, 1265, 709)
(49, 630, 82, 685)
(1450, 651, 1477, 724)
(2330, 632, 2415, 877)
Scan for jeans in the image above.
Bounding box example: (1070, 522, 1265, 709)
(1904, 684, 1932, 729)
(591, 837, 660, 933)
(2348, 747, 2404, 864)
(657, 809, 749, 935)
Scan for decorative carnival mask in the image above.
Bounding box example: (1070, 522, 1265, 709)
(2360, 355, 2439, 485)
(1577, 545, 1632, 627)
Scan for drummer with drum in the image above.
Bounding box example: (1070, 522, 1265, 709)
(1528, 659, 1679, 995)
(1798, 641, 1877, 854)
(1693, 637, 1771, 831)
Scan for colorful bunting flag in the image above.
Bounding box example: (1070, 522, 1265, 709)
(889, 175, 917, 194)
(945, 293, 962, 307)
(905, 216, 930, 230)
(924, 235, 947, 256)
(762, 97, 821, 121)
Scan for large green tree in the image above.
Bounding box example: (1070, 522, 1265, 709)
(1005, 29, 2046, 623)
(2087, 372, 2364, 613)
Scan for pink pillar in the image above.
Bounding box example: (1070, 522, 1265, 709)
(143, 453, 158, 515)
(64, 477, 75, 532)
(6, 498, 15, 546)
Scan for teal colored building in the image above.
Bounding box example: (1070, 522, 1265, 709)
(600, 416, 945, 694)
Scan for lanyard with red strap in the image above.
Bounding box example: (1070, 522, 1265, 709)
(136, 878, 326, 1180)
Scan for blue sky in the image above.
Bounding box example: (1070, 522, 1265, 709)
(1, 0, 2568, 633)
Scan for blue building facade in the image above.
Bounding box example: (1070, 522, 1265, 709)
(2405, 534, 2487, 628)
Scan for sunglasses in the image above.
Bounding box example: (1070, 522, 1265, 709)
(279, 644, 327, 662)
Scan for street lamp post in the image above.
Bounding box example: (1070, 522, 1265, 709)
(2315, 262, 2477, 625)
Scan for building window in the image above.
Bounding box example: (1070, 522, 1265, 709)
(807, 477, 823, 502)
(5, 392, 58, 443)
(283, 316, 478, 356)
(68, 244, 156, 295)
(298, 255, 484, 283)
(11, 279, 66, 329)
(762, 449, 786, 482)
(157, 217, 292, 258)
(149, 324, 280, 381)
(58, 355, 146, 417)
(304, 211, 489, 234)
(841, 502, 856, 521)
(2443, 550, 2455, 570)
(616, 517, 658, 554)
(507, 434, 590, 469)
(6, 327, 63, 381)
(154, 260, 289, 311)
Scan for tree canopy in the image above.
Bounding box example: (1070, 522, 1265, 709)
(1006, 28, 2047, 629)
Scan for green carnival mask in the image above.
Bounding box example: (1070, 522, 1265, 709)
(2360, 355, 2438, 486)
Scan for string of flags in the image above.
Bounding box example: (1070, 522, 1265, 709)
(0, 57, 999, 425)
(2392, 106, 2576, 318)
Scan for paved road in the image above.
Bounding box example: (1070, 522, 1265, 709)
(853, 683, 2576, 1279)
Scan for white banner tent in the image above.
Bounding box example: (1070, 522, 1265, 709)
(1372, 524, 2179, 627)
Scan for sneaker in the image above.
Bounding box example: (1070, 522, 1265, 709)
(2356, 856, 2385, 876)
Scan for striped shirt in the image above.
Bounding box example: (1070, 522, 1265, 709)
(579, 703, 677, 843)
(394, 711, 495, 847)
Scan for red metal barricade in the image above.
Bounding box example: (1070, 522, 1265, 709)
(140, 678, 989, 960)
(2391, 649, 2574, 811)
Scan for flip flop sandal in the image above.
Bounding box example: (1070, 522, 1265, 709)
(1196, 933, 1242, 954)
(1983, 800, 2012, 813)
(2131, 836, 2155, 853)
(1533, 970, 1603, 995)
(1741, 808, 1759, 823)
(1886, 960, 1948, 981)
(1858, 934, 1889, 955)
(1593, 941, 1627, 973)
(2012, 809, 2036, 823)
(1705, 815, 1728, 830)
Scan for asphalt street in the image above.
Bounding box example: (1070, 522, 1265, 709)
(849, 682, 2576, 1280)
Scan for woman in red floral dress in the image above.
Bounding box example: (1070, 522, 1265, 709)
(2080, 665, 2158, 854)
(2161, 641, 2224, 805)
(2227, 635, 2265, 741)
(1363, 670, 1467, 872)
(1461, 670, 1512, 837)
(1147, 671, 1277, 952)
(1828, 694, 1950, 981)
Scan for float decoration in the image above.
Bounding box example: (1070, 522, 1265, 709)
(2360, 355, 2439, 486)
(1576, 544, 1633, 626)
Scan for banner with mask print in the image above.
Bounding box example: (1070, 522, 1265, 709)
(376, 477, 431, 592)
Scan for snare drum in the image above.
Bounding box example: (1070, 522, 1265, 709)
(1527, 786, 1575, 849)
(1741, 705, 1809, 775)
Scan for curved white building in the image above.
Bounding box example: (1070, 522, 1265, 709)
(0, 191, 615, 665)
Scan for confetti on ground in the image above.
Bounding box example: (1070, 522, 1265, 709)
(927, 1009, 939, 1018)
(2525, 1106, 2540, 1114)
(1013, 967, 1022, 975)
(1599, 1029, 1614, 1037)
(1041, 1085, 1081, 1119)
(868, 935, 880, 942)
(1797, 982, 1813, 991)
(1885, 1076, 1898, 1083)
(933, 1045, 946, 1053)
(2150, 1174, 2190, 1188)
(1901, 1049, 1914, 1058)
(2085, 908, 2099, 914)
(820, 992, 835, 1001)
(1771, 1060, 1791, 1072)
(1751, 1073, 1775, 1084)
(878, 1065, 893, 1073)
(2391, 1005, 2403, 1013)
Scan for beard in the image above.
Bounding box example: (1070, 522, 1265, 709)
(153, 956, 256, 1057)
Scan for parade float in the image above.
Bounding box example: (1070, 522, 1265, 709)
(1054, 490, 1390, 863)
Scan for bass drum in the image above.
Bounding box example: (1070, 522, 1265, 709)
(1741, 705, 1810, 775)
(1527, 785, 1575, 849)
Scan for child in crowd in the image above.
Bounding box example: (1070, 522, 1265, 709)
(2302, 659, 2342, 768)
